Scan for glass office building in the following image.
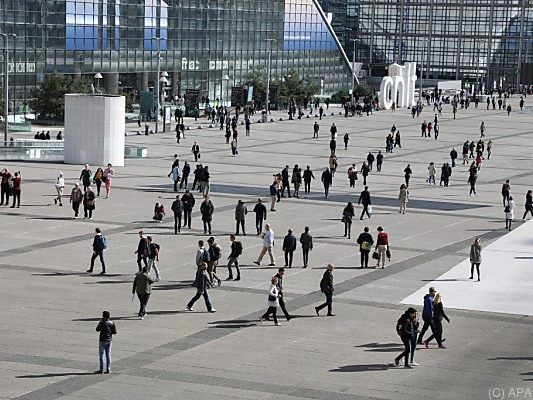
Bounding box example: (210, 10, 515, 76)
(0, 0, 353, 108)
(324, 0, 533, 90)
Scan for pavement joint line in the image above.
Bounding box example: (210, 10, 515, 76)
(11, 223, 513, 400)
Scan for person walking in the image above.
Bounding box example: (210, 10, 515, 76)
(427, 162, 436, 185)
(253, 224, 275, 266)
(329, 138, 336, 155)
(282, 229, 297, 268)
(0, 168, 12, 206)
(398, 184, 409, 214)
(315, 264, 335, 316)
(206, 237, 222, 286)
(269, 180, 278, 212)
(281, 165, 291, 198)
(299, 226, 313, 268)
(343, 132, 349, 150)
(95, 310, 116, 374)
(361, 162, 370, 185)
(79, 164, 92, 191)
(348, 164, 358, 188)
(450, 148, 458, 167)
(523, 190, 533, 220)
(275, 268, 292, 321)
(313, 121, 319, 139)
(417, 287, 436, 344)
(376, 151, 384, 172)
(292, 167, 302, 198)
(501, 180, 511, 206)
(469, 238, 482, 281)
(10, 171, 21, 208)
(93, 167, 104, 197)
(191, 142, 200, 162)
(356, 227, 374, 268)
(181, 189, 195, 229)
(468, 172, 477, 196)
(87, 227, 107, 274)
(480, 121, 486, 138)
(134, 230, 148, 272)
(404, 164, 412, 187)
(366, 152, 375, 171)
(168, 162, 181, 192)
(259, 276, 281, 326)
(321, 168, 332, 199)
(330, 123, 337, 139)
(132, 267, 155, 319)
(200, 196, 214, 234)
(83, 185, 96, 219)
(186, 263, 216, 312)
(253, 198, 267, 235)
(171, 195, 183, 234)
(424, 293, 450, 349)
(358, 186, 372, 220)
(54, 172, 65, 206)
(374, 226, 389, 268)
(235, 200, 247, 235)
(146, 236, 161, 281)
(70, 183, 84, 219)
(342, 201, 355, 239)
(303, 165, 315, 195)
(180, 162, 190, 189)
(505, 196, 515, 231)
(394, 307, 418, 368)
(226, 234, 242, 281)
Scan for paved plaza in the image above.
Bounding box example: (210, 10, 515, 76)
(1, 99, 533, 400)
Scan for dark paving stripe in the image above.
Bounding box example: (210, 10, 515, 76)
(12, 226, 513, 400)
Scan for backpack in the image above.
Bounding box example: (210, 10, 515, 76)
(396, 314, 407, 336)
(100, 235, 108, 250)
(234, 241, 243, 256)
(201, 249, 210, 263)
(209, 245, 221, 260)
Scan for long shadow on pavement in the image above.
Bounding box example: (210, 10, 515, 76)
(17, 372, 95, 379)
(330, 364, 392, 372)
(355, 343, 404, 352)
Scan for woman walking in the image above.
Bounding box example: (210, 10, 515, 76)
(70, 183, 84, 219)
(83, 185, 96, 219)
(93, 167, 104, 196)
(424, 293, 450, 349)
(259, 276, 281, 326)
(524, 190, 533, 220)
(505, 196, 515, 231)
(469, 238, 482, 281)
(342, 202, 355, 239)
(292, 167, 302, 198)
(103, 163, 114, 198)
(54, 172, 65, 206)
(398, 184, 409, 214)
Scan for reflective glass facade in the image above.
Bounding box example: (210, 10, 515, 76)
(0, 0, 352, 108)
(325, 0, 533, 89)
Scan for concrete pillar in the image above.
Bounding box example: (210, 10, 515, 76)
(104, 73, 119, 95)
(137, 72, 149, 91)
(171, 71, 179, 97)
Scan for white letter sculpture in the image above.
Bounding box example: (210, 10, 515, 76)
(379, 62, 417, 110)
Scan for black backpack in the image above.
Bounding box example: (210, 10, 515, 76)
(396, 314, 408, 336)
(201, 249, 210, 263)
(234, 241, 243, 256)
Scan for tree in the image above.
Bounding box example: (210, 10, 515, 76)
(278, 69, 319, 106)
(243, 70, 267, 107)
(30, 74, 92, 120)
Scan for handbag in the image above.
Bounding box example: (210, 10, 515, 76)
(386, 248, 391, 259)
(361, 241, 372, 251)
(268, 294, 276, 302)
(372, 251, 380, 260)
(198, 153, 201, 159)
(367, 205, 373, 214)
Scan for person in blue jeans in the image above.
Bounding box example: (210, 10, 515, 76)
(186, 263, 216, 313)
(95, 310, 117, 374)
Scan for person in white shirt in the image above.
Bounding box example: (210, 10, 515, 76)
(505, 196, 516, 231)
(54, 172, 65, 206)
(259, 276, 281, 326)
(253, 224, 275, 266)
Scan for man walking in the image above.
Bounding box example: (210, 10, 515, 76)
(200, 196, 214, 234)
(146, 236, 161, 281)
(417, 287, 436, 344)
(321, 168, 333, 199)
(132, 267, 155, 319)
(134, 230, 148, 272)
(87, 228, 107, 274)
(235, 200, 248, 236)
(253, 198, 267, 235)
(450, 148, 458, 167)
(254, 223, 275, 266)
(404, 164, 413, 187)
(315, 264, 335, 316)
(313, 121, 319, 139)
(191, 142, 200, 162)
(299, 226, 313, 268)
(281, 165, 291, 198)
(501, 180, 511, 206)
(356, 226, 374, 268)
(171, 195, 183, 234)
(282, 229, 297, 268)
(275, 268, 292, 321)
(227, 234, 242, 281)
(181, 189, 195, 229)
(303, 165, 315, 195)
(70, 183, 84, 218)
(95, 310, 116, 374)
(186, 263, 216, 312)
(358, 186, 372, 220)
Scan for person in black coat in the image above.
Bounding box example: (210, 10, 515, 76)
(171, 195, 183, 234)
(252, 198, 267, 235)
(395, 307, 418, 367)
(180, 162, 191, 189)
(181, 190, 195, 229)
(366, 152, 375, 170)
(358, 186, 372, 220)
(315, 264, 334, 316)
(200, 196, 214, 234)
(281, 165, 291, 198)
(321, 168, 332, 199)
(135, 230, 148, 271)
(342, 202, 355, 239)
(356, 227, 374, 268)
(282, 229, 297, 268)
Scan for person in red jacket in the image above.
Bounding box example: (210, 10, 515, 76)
(375, 226, 389, 268)
(10, 171, 22, 208)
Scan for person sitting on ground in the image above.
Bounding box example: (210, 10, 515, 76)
(153, 202, 165, 222)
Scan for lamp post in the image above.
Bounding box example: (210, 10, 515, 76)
(265, 38, 277, 113)
(152, 36, 162, 133)
(1, 33, 16, 145)
(419, 37, 427, 102)
(349, 38, 356, 105)
(159, 71, 168, 131)
(94, 73, 102, 93)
